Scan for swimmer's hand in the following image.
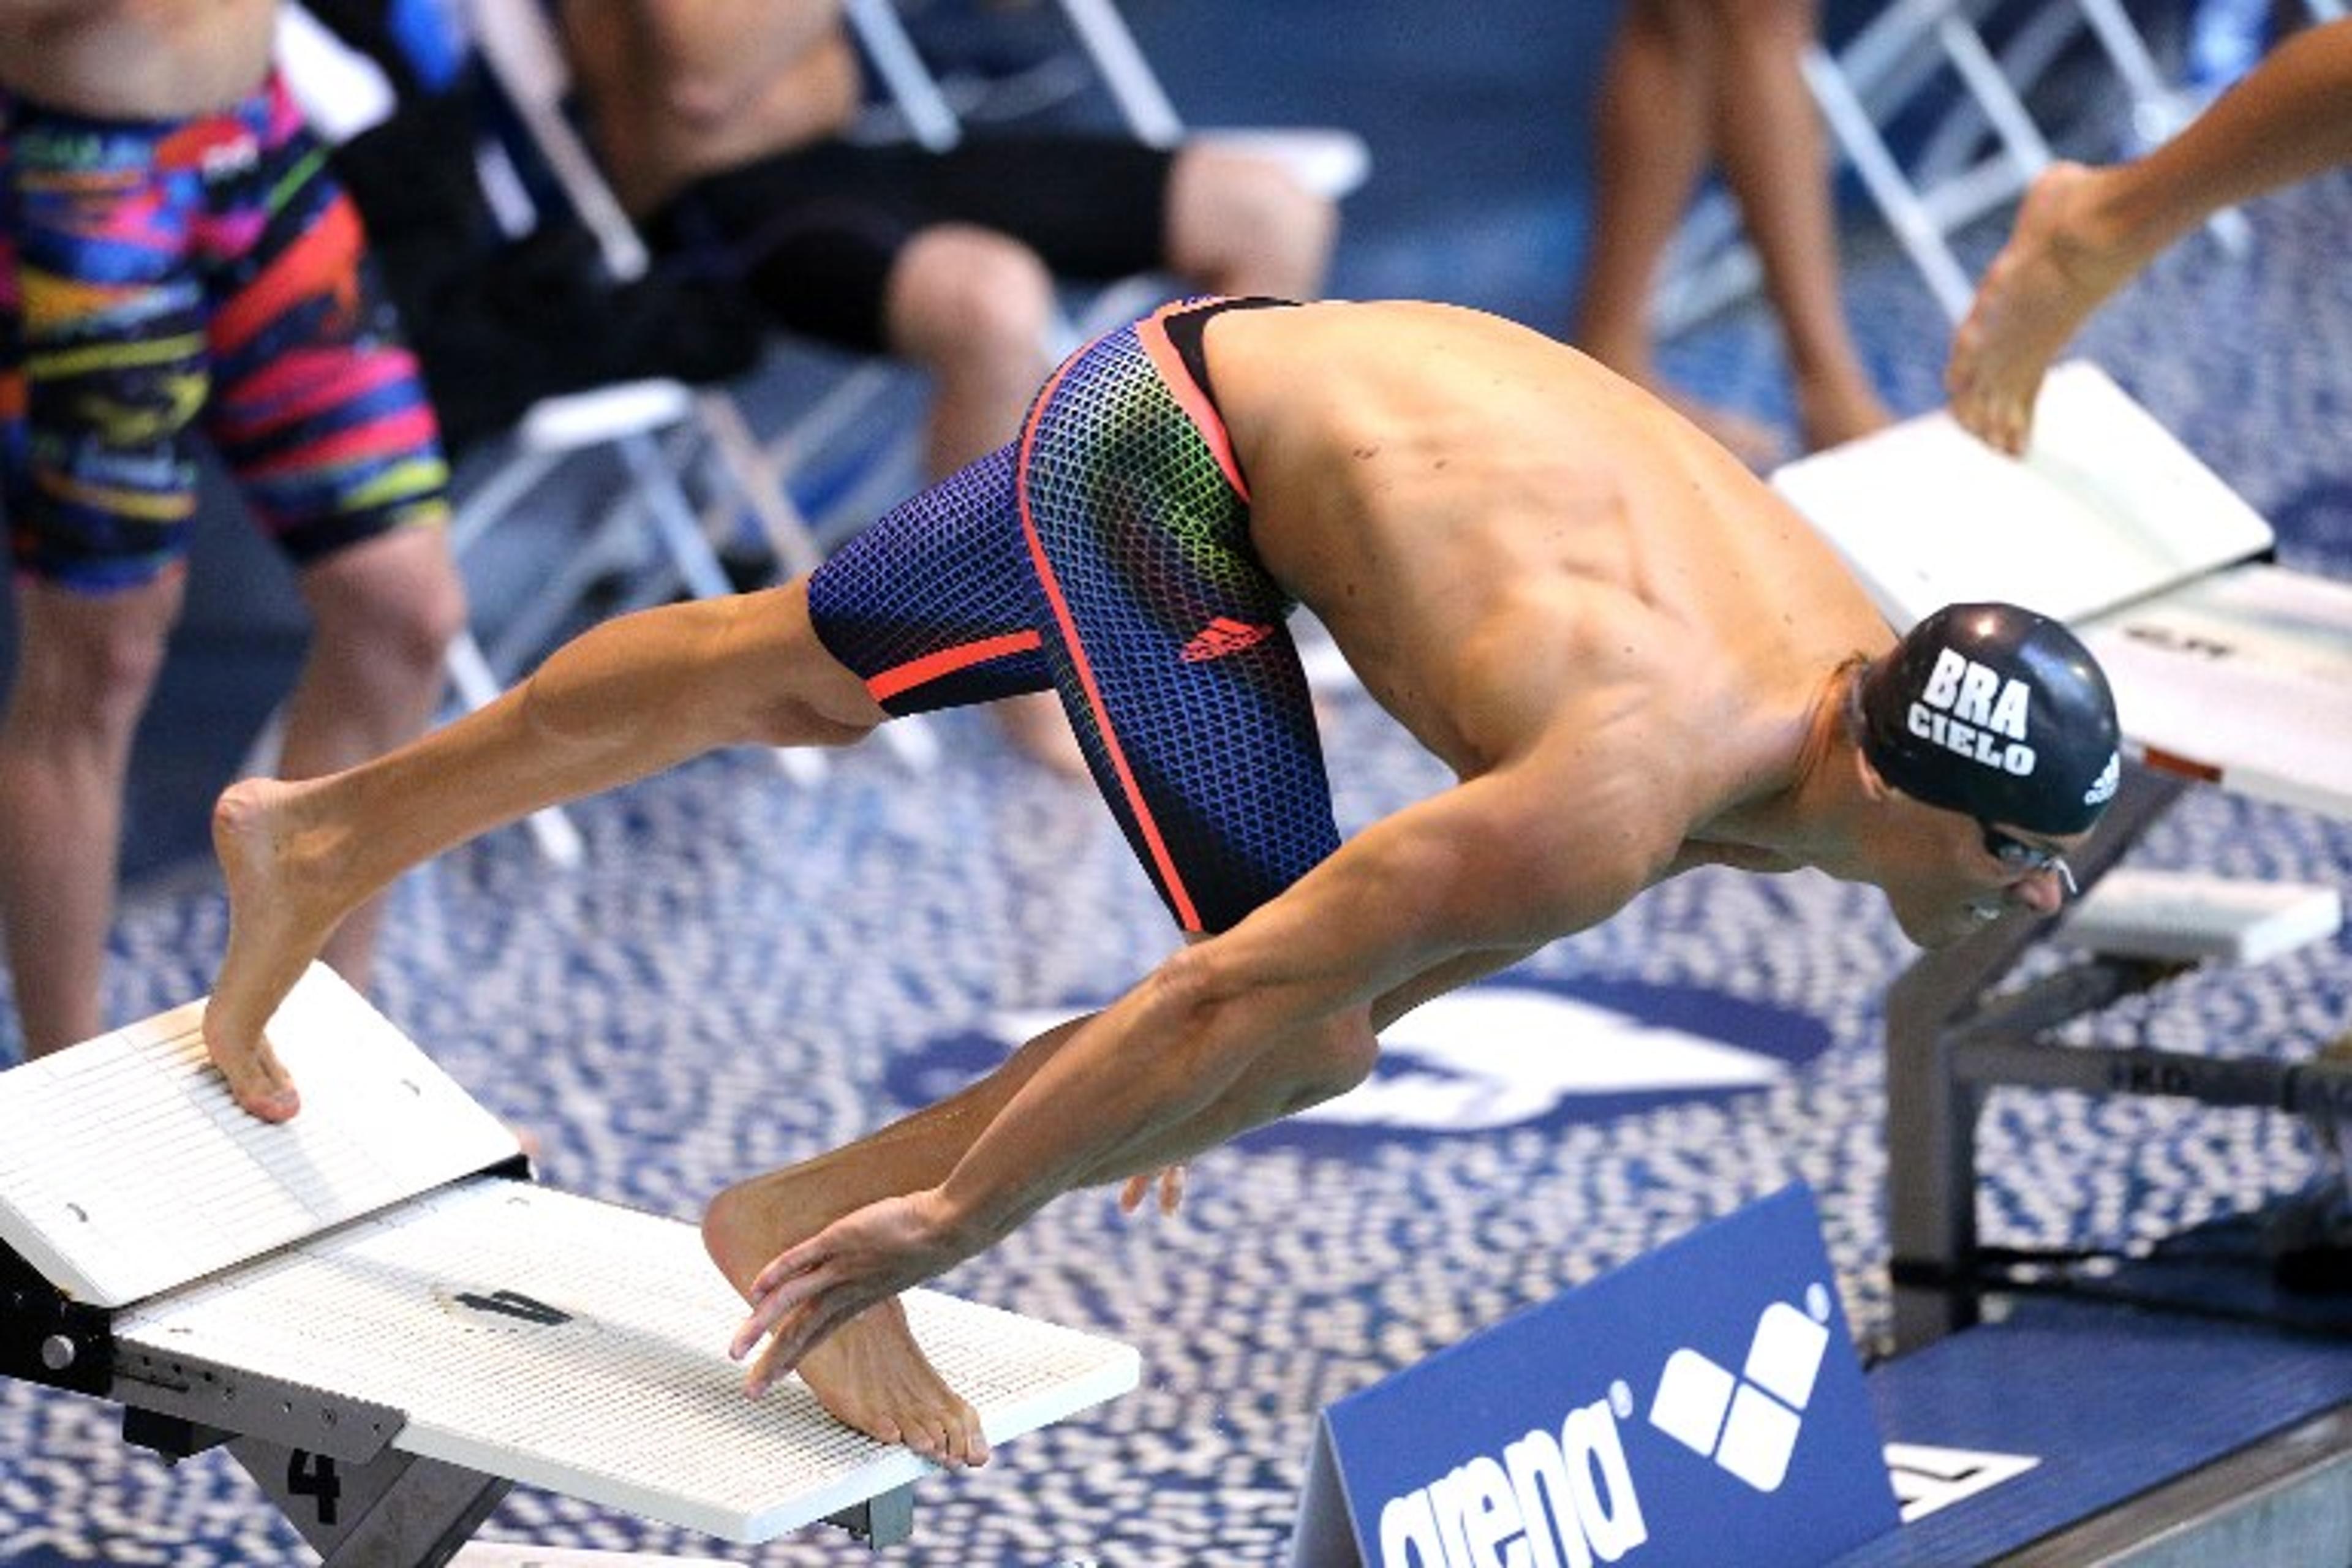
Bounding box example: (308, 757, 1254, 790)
(731, 1188, 970, 1398)
(1118, 1164, 1186, 1217)
(201, 1008, 303, 1122)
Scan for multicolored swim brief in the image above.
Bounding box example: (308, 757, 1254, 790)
(0, 74, 447, 592)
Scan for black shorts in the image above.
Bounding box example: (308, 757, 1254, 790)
(643, 135, 1175, 353)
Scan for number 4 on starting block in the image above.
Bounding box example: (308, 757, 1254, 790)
(1289, 1185, 1899, 1567)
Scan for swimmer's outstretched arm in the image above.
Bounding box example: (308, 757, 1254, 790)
(730, 761, 1671, 1389)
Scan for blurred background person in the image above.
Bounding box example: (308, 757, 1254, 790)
(1567, 0, 1893, 462)
(0, 0, 467, 1058)
(1948, 15, 2352, 453)
(559, 0, 1338, 770)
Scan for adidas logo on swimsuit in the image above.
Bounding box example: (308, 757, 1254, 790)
(1180, 616, 1276, 662)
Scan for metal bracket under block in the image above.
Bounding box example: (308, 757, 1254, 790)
(825, 1484, 915, 1547)
(1949, 1041, 2352, 1120)
(232, 1433, 514, 1568)
(112, 1341, 404, 1463)
(122, 1407, 235, 1462)
(1, 1243, 113, 1398)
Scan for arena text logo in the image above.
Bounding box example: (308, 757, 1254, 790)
(1908, 646, 2037, 776)
(1376, 1379, 1648, 1568)
(1373, 1287, 1834, 1568)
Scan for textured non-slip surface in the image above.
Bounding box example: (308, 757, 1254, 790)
(118, 1178, 1139, 1542)
(0, 967, 517, 1308)
(1839, 1302, 2352, 1567)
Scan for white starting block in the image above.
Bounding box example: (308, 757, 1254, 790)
(2059, 867, 2343, 967)
(0, 967, 1139, 1564)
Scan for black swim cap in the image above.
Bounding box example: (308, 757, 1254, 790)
(1856, 603, 2121, 836)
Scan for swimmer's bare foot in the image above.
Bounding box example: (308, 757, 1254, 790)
(1948, 161, 2142, 455)
(703, 1173, 989, 1467)
(994, 691, 1090, 780)
(206, 777, 364, 1121)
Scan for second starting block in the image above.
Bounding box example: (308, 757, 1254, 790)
(0, 966, 1139, 1563)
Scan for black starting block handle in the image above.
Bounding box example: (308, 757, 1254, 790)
(0, 1238, 112, 1396)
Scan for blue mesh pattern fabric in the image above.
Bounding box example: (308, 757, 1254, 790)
(805, 301, 1339, 932)
(805, 443, 1053, 710)
(1017, 308, 1337, 932)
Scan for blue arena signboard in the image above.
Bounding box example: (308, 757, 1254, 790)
(1288, 1185, 1897, 1567)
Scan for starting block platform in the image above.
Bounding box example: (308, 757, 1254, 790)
(0, 967, 1139, 1564)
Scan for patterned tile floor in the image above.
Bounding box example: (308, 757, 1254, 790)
(4, 4, 2351, 1564)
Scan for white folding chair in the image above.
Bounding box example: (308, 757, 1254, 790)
(1050, 0, 1371, 203)
(832, 0, 1370, 700)
(459, 0, 829, 584)
(1653, 0, 2052, 331)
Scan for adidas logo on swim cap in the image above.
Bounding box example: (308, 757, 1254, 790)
(2085, 752, 2120, 809)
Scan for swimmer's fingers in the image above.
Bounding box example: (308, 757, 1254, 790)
(737, 1270, 866, 1398)
(733, 1191, 963, 1393)
(1117, 1164, 1186, 1217)
(741, 1242, 816, 1326)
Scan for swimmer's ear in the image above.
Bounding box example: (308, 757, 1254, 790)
(1850, 736, 1898, 805)
(1835, 660, 1894, 805)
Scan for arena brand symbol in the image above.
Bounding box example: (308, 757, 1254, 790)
(1646, 1284, 1833, 1493)
(1300, 1189, 1899, 1567)
(186, 124, 262, 179)
(1377, 1382, 1649, 1568)
(1907, 646, 2038, 777)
